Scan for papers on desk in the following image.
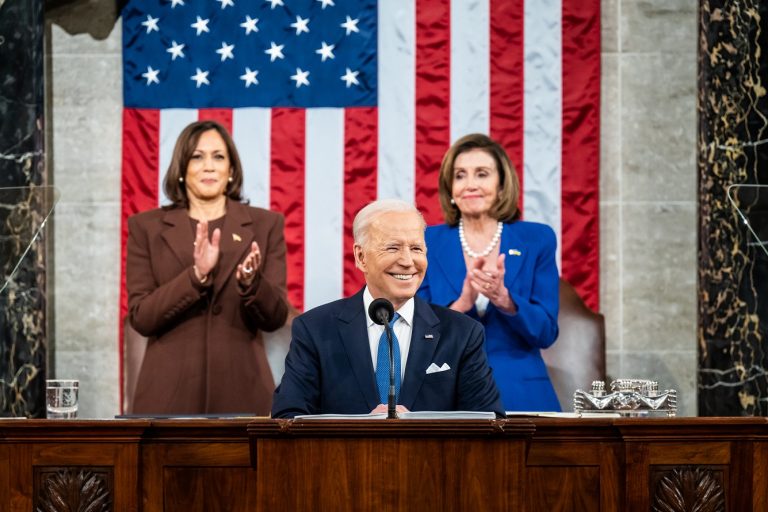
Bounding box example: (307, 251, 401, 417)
(294, 413, 388, 420)
(294, 411, 496, 420)
(398, 411, 496, 420)
(506, 411, 622, 418)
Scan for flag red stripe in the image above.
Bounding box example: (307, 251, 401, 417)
(561, 0, 601, 310)
(489, 0, 526, 215)
(198, 109, 233, 134)
(120, 108, 160, 411)
(343, 107, 378, 297)
(414, 0, 450, 226)
(270, 108, 306, 311)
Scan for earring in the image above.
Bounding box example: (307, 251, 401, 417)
(450, 198, 455, 205)
(228, 176, 233, 183)
(179, 176, 184, 183)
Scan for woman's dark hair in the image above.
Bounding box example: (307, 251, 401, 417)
(163, 120, 244, 209)
(438, 133, 521, 225)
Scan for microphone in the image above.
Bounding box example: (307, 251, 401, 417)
(368, 298, 397, 419)
(368, 298, 394, 325)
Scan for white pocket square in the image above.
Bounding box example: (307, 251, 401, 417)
(426, 362, 451, 374)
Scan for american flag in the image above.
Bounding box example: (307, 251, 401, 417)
(121, 0, 600, 357)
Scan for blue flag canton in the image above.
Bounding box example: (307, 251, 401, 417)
(123, 0, 377, 108)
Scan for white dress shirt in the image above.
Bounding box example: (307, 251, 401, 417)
(363, 287, 414, 382)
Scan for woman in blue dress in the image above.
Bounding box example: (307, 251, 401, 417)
(417, 133, 560, 412)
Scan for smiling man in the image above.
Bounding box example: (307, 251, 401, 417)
(271, 199, 504, 418)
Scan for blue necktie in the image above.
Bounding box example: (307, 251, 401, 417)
(375, 313, 401, 404)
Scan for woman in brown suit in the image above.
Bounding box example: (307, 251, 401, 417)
(127, 120, 288, 415)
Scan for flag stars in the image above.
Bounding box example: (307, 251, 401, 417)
(191, 68, 210, 87)
(170, 0, 184, 6)
(216, 41, 235, 61)
(166, 40, 185, 60)
(316, 0, 334, 8)
(240, 15, 259, 34)
(290, 15, 310, 35)
(340, 67, 359, 87)
(341, 16, 359, 35)
(291, 68, 310, 88)
(315, 41, 335, 62)
(142, 15, 160, 34)
(142, 66, 160, 85)
(265, 42, 285, 62)
(191, 16, 210, 36)
(240, 67, 259, 87)
(265, 0, 283, 8)
(217, 0, 234, 8)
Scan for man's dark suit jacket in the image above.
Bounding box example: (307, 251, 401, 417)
(271, 290, 505, 418)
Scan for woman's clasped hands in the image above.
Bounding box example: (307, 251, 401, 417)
(454, 254, 517, 314)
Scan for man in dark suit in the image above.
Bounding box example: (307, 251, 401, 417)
(271, 199, 504, 418)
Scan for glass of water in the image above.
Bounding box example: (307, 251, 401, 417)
(46, 379, 79, 419)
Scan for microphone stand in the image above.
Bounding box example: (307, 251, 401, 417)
(384, 322, 397, 419)
(369, 298, 398, 420)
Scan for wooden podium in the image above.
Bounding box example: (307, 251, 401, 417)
(0, 417, 765, 511)
(248, 418, 534, 511)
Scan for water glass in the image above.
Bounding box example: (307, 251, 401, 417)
(46, 379, 79, 419)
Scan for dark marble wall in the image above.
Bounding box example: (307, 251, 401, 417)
(699, 1, 768, 415)
(0, 0, 48, 416)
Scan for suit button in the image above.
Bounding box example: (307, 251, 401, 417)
(212, 304, 222, 315)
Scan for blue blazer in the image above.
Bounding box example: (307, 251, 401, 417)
(417, 221, 561, 412)
(271, 290, 505, 418)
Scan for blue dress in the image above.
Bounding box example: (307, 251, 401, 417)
(417, 221, 561, 412)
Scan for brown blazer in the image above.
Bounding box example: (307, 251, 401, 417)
(127, 199, 288, 415)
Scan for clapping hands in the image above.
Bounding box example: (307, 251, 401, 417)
(236, 242, 262, 286)
(452, 254, 517, 314)
(193, 220, 221, 282)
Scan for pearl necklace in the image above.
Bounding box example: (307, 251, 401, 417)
(459, 219, 503, 258)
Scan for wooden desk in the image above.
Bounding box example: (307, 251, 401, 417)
(0, 417, 764, 511)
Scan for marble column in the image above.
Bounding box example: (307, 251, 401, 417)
(698, 1, 768, 415)
(0, 0, 48, 417)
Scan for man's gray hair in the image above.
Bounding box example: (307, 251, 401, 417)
(353, 199, 426, 248)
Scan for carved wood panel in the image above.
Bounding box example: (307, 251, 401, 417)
(650, 466, 725, 512)
(33, 466, 113, 512)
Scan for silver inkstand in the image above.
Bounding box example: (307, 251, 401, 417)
(574, 379, 677, 417)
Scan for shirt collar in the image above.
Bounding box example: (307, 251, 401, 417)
(363, 286, 414, 327)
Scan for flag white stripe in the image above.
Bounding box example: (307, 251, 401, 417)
(450, 0, 490, 143)
(159, 109, 198, 206)
(304, 108, 345, 310)
(377, 1, 416, 202)
(233, 108, 271, 209)
(523, 0, 562, 266)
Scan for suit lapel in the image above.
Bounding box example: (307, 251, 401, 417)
(160, 208, 195, 268)
(212, 200, 253, 298)
(399, 296, 440, 409)
(337, 291, 380, 410)
(431, 226, 465, 299)
(500, 222, 525, 287)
